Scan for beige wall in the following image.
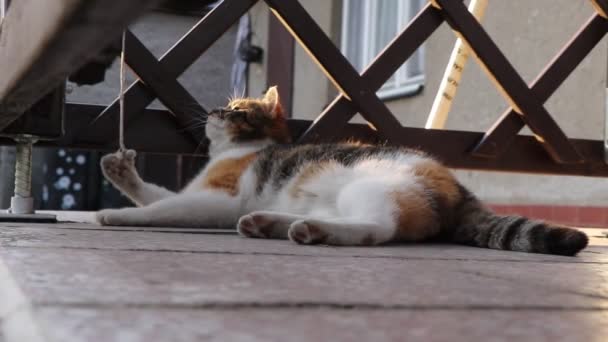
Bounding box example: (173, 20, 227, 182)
(249, 0, 608, 205)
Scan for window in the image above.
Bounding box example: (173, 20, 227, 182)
(341, 0, 425, 99)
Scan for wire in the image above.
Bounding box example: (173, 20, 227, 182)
(118, 30, 127, 152)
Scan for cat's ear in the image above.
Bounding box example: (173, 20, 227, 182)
(263, 86, 284, 118)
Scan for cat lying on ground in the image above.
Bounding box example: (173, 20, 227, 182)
(97, 86, 588, 256)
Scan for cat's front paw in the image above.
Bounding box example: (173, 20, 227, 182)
(100, 150, 138, 186)
(237, 213, 276, 238)
(288, 220, 329, 245)
(96, 209, 124, 226)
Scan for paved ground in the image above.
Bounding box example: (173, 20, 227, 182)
(0, 212, 607, 341)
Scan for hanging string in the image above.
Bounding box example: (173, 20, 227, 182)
(118, 30, 127, 152)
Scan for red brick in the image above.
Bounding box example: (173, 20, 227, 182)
(529, 206, 554, 222)
(577, 207, 607, 228)
(485, 204, 608, 228)
(489, 205, 510, 215)
(551, 206, 579, 226)
(509, 205, 531, 217)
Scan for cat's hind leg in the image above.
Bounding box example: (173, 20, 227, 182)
(101, 150, 175, 206)
(288, 218, 397, 246)
(286, 177, 400, 246)
(237, 211, 309, 239)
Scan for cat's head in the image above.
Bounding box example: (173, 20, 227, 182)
(206, 86, 291, 147)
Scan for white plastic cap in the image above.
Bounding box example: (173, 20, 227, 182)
(9, 196, 34, 215)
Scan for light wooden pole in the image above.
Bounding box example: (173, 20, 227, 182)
(425, 0, 488, 129)
(0, 0, 7, 23)
(605, 41, 608, 163)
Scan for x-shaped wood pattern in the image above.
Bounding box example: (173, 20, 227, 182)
(95, 0, 608, 166)
(431, 0, 582, 163)
(122, 30, 207, 142)
(472, 13, 608, 158)
(297, 2, 449, 143)
(97, 0, 409, 143)
(95, 0, 259, 144)
(297, 0, 608, 164)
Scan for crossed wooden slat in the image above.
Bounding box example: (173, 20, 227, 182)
(591, 0, 608, 18)
(123, 30, 207, 142)
(472, 14, 608, 157)
(94, 0, 259, 143)
(296, 2, 449, 143)
(97, 0, 408, 143)
(265, 0, 406, 142)
(433, 0, 583, 163)
(298, 0, 607, 164)
(0, 0, 161, 132)
(94, 0, 608, 165)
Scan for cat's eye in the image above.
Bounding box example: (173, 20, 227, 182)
(226, 110, 247, 120)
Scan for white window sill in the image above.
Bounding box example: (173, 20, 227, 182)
(377, 75, 425, 101)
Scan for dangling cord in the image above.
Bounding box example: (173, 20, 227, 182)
(118, 30, 127, 153)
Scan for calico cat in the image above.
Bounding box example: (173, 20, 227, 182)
(97, 86, 588, 256)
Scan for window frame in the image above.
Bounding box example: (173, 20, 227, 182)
(340, 0, 425, 100)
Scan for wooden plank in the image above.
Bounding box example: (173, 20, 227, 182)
(2, 225, 604, 261)
(435, 0, 584, 164)
(473, 14, 608, 157)
(2, 103, 608, 177)
(0, 0, 161, 131)
(124, 30, 206, 142)
(70, 104, 376, 154)
(63, 103, 197, 154)
(1, 239, 602, 308)
(264, 0, 405, 142)
(298, 3, 447, 142)
(2, 84, 65, 138)
(267, 14, 295, 115)
(31, 308, 608, 341)
(591, 0, 608, 18)
(1, 224, 606, 340)
(385, 127, 608, 177)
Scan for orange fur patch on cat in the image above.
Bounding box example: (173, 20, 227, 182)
(393, 189, 438, 241)
(202, 153, 257, 196)
(411, 160, 461, 206)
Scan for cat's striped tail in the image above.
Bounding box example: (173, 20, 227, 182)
(448, 186, 588, 256)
